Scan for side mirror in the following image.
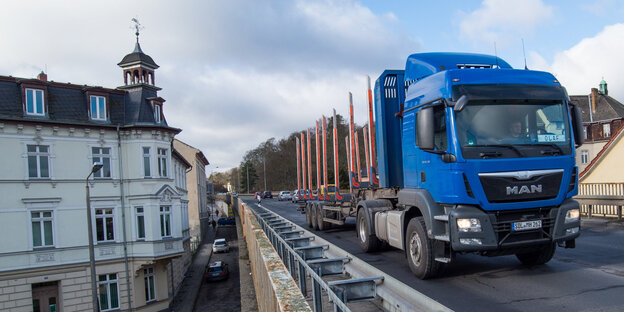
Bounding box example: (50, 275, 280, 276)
(571, 105, 584, 146)
(454, 95, 469, 112)
(417, 107, 435, 151)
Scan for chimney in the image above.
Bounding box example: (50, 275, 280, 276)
(37, 71, 47, 82)
(591, 88, 599, 113)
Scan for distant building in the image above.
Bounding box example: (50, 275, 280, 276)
(173, 139, 210, 246)
(0, 35, 188, 311)
(569, 80, 624, 172)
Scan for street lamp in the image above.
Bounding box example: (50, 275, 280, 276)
(86, 162, 103, 312)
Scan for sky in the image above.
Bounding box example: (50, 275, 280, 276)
(2, 0, 624, 172)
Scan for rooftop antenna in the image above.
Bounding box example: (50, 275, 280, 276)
(522, 38, 528, 70)
(494, 42, 499, 68)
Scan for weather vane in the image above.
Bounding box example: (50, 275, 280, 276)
(131, 17, 144, 42)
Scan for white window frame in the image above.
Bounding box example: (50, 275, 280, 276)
(27, 144, 51, 179)
(154, 104, 161, 123)
(136, 206, 145, 240)
(603, 123, 611, 137)
(25, 88, 45, 116)
(144, 267, 156, 302)
(143, 147, 152, 178)
(98, 273, 120, 311)
(31, 211, 54, 248)
(158, 148, 168, 178)
(91, 146, 112, 179)
(95, 208, 115, 243)
(581, 150, 589, 164)
(90, 95, 107, 121)
(160, 206, 172, 238)
(583, 126, 587, 140)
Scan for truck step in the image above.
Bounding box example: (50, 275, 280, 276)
(323, 218, 345, 225)
(435, 257, 451, 263)
(322, 206, 343, 212)
(433, 215, 449, 222)
(434, 235, 450, 242)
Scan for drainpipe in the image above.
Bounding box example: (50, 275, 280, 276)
(117, 125, 132, 311)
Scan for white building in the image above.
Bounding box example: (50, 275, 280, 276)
(0, 36, 189, 311)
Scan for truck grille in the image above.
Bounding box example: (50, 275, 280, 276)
(489, 208, 554, 246)
(479, 169, 563, 203)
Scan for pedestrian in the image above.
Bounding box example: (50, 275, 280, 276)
(211, 220, 216, 229)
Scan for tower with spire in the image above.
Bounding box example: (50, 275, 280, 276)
(599, 78, 608, 95)
(118, 19, 159, 88)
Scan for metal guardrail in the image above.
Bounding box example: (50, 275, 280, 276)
(576, 183, 624, 220)
(250, 203, 452, 312)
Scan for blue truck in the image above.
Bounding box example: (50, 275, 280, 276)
(308, 52, 584, 279)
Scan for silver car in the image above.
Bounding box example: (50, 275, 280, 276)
(278, 191, 292, 201)
(212, 238, 229, 253)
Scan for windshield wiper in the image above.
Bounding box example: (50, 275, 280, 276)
(521, 143, 564, 155)
(467, 144, 525, 157)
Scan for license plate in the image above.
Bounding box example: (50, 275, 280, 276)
(512, 220, 542, 231)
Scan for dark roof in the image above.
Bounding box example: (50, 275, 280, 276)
(118, 42, 159, 68)
(0, 75, 177, 132)
(569, 93, 624, 123)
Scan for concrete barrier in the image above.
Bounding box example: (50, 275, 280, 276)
(237, 198, 312, 312)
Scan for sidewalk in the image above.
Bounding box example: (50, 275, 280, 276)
(581, 216, 624, 228)
(169, 223, 217, 312)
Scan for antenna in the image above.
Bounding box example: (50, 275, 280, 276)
(494, 42, 499, 68)
(522, 38, 528, 70)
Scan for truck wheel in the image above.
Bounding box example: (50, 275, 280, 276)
(405, 217, 440, 279)
(516, 243, 556, 266)
(310, 203, 319, 230)
(316, 204, 327, 231)
(357, 209, 381, 252)
(305, 203, 313, 228)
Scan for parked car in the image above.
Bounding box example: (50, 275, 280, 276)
(217, 217, 235, 226)
(205, 261, 229, 282)
(291, 189, 299, 203)
(212, 238, 229, 253)
(278, 191, 292, 201)
(263, 191, 273, 199)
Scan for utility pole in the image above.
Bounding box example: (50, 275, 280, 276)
(263, 156, 267, 191)
(246, 164, 249, 193)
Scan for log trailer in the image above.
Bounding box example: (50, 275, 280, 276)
(296, 52, 584, 279)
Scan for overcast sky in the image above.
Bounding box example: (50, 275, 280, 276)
(2, 0, 624, 171)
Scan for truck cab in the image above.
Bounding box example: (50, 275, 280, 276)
(369, 53, 583, 279)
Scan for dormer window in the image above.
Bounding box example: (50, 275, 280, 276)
(90, 95, 107, 121)
(25, 88, 46, 116)
(154, 104, 162, 123)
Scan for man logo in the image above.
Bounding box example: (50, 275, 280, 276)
(506, 185, 543, 195)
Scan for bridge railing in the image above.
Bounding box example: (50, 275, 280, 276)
(575, 183, 624, 220)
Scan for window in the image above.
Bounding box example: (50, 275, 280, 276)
(583, 126, 588, 140)
(160, 206, 171, 237)
(25, 88, 45, 116)
(27, 145, 50, 178)
(31, 211, 53, 248)
(433, 105, 447, 151)
(154, 104, 161, 123)
(603, 123, 611, 137)
(143, 147, 151, 177)
(96, 208, 114, 242)
(92, 147, 111, 178)
(136, 207, 145, 240)
(90, 96, 107, 121)
(144, 268, 155, 302)
(98, 274, 119, 311)
(158, 148, 168, 177)
(581, 150, 589, 164)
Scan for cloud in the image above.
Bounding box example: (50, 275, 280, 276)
(459, 0, 554, 47)
(0, 0, 419, 171)
(547, 23, 624, 99)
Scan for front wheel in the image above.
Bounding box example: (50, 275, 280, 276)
(316, 204, 327, 231)
(405, 217, 440, 279)
(356, 209, 381, 252)
(516, 243, 556, 266)
(305, 203, 313, 228)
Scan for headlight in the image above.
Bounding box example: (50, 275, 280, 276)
(565, 209, 580, 223)
(457, 218, 482, 232)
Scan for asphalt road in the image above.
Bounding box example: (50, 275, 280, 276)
(193, 224, 241, 312)
(244, 196, 624, 312)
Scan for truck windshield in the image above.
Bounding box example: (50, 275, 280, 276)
(455, 100, 572, 159)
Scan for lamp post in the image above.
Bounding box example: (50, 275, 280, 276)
(86, 162, 103, 312)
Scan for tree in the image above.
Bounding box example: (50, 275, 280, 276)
(239, 161, 258, 193)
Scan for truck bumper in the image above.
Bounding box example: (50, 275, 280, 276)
(448, 198, 581, 254)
